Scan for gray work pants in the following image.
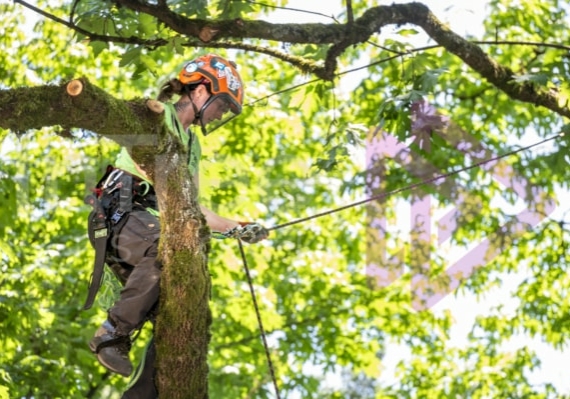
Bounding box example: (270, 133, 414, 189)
(108, 210, 162, 334)
(107, 210, 161, 397)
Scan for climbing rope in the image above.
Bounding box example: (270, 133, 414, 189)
(269, 133, 562, 231)
(219, 132, 562, 398)
(237, 239, 282, 399)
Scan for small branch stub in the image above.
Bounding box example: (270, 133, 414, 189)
(199, 27, 219, 42)
(66, 80, 83, 96)
(147, 99, 165, 114)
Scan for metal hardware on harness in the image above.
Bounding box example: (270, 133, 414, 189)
(222, 225, 243, 239)
(102, 169, 124, 191)
(110, 209, 126, 224)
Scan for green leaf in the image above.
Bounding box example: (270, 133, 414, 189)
(119, 46, 142, 67)
(0, 385, 9, 399)
(169, 36, 185, 55)
(397, 28, 419, 36)
(512, 73, 549, 86)
(417, 68, 448, 92)
(88, 40, 108, 58)
(138, 13, 156, 36)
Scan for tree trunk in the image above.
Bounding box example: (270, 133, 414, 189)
(152, 131, 212, 398)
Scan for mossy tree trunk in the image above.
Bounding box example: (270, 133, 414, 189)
(153, 134, 212, 398)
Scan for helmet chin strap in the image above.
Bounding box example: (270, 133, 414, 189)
(182, 86, 208, 136)
(190, 97, 208, 136)
(192, 93, 223, 136)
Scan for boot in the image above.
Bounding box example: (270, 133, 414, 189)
(89, 320, 133, 377)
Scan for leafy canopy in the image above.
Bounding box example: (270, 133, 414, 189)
(1, 0, 570, 398)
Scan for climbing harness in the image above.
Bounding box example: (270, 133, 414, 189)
(83, 166, 157, 310)
(217, 132, 563, 399)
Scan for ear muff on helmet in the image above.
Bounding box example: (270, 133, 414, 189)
(179, 54, 244, 116)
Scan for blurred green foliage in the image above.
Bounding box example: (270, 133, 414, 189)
(1, 0, 570, 398)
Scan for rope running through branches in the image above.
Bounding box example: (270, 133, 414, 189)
(226, 132, 563, 399)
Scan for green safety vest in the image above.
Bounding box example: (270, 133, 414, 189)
(114, 102, 202, 214)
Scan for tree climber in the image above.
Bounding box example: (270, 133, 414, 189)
(84, 53, 269, 398)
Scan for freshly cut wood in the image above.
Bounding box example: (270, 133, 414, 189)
(147, 99, 165, 114)
(66, 80, 83, 96)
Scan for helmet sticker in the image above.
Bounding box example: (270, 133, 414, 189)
(212, 60, 226, 71)
(185, 62, 198, 73)
(210, 58, 241, 91)
(179, 54, 243, 106)
(224, 69, 241, 91)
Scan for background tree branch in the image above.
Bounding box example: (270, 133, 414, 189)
(12, 0, 570, 118)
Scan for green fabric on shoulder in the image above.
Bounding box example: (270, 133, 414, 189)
(113, 102, 202, 216)
(115, 102, 201, 183)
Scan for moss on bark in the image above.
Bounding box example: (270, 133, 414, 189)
(153, 133, 212, 398)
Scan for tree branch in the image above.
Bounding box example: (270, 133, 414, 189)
(388, 3, 570, 118)
(11, 0, 570, 118)
(0, 78, 165, 149)
(115, 0, 570, 117)
(14, 0, 169, 47)
(346, 0, 354, 24)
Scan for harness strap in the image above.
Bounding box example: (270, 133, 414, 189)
(169, 110, 196, 172)
(83, 194, 110, 310)
(109, 172, 133, 224)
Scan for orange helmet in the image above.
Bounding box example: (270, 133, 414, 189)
(179, 54, 244, 115)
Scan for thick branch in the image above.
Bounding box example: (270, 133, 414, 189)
(0, 79, 158, 136)
(115, 0, 348, 44)
(0, 78, 169, 179)
(386, 3, 570, 119)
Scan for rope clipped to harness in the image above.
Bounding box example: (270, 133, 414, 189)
(215, 223, 269, 243)
(225, 224, 264, 241)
